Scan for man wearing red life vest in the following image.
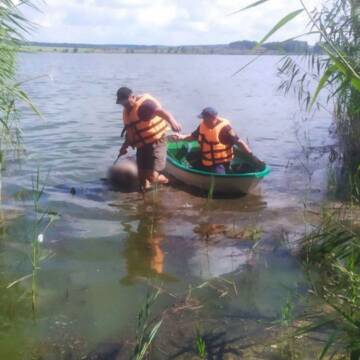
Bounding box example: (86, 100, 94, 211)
(116, 87, 181, 190)
(173, 107, 264, 174)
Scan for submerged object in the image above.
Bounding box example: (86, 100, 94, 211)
(108, 160, 139, 190)
(166, 141, 271, 195)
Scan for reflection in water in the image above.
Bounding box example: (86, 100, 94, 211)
(190, 245, 250, 280)
(121, 203, 172, 285)
(0, 54, 331, 357)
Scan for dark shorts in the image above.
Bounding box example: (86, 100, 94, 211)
(136, 137, 167, 172)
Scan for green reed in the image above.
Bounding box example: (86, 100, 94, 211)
(195, 327, 207, 359)
(133, 288, 163, 360)
(235, 0, 360, 199)
(207, 175, 215, 201)
(7, 169, 58, 316)
(0, 1, 45, 315)
(0, 1, 40, 164)
(299, 207, 360, 359)
(233, 4, 360, 354)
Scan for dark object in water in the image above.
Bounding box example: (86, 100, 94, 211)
(54, 183, 106, 201)
(108, 160, 139, 191)
(85, 342, 122, 360)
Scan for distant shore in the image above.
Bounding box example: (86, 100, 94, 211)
(20, 40, 322, 56)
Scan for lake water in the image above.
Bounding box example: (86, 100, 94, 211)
(0, 53, 332, 359)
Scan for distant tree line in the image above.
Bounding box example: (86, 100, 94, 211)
(229, 40, 323, 54)
(24, 40, 323, 55)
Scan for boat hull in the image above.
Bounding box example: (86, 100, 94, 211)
(165, 140, 270, 195)
(166, 161, 263, 195)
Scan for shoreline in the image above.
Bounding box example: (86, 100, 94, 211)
(19, 47, 313, 56)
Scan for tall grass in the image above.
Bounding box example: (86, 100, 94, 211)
(234, 0, 360, 198)
(195, 327, 207, 359)
(234, 1, 360, 358)
(300, 208, 360, 359)
(7, 169, 58, 316)
(133, 288, 163, 360)
(0, 0, 40, 187)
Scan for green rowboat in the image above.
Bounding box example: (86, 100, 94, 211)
(166, 141, 271, 195)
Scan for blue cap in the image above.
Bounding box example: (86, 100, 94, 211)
(198, 107, 218, 119)
(116, 87, 132, 104)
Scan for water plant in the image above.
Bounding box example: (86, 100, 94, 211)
(7, 169, 58, 315)
(195, 327, 207, 359)
(207, 175, 215, 201)
(133, 288, 163, 360)
(234, 0, 360, 198)
(299, 207, 360, 359)
(280, 295, 295, 327)
(0, 1, 39, 158)
(233, 3, 360, 355)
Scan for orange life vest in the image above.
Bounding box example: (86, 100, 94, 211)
(122, 94, 169, 148)
(198, 117, 234, 167)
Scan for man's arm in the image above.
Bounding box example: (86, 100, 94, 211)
(172, 126, 199, 142)
(119, 138, 130, 155)
(221, 126, 253, 155)
(234, 137, 266, 168)
(155, 108, 181, 132)
(236, 139, 252, 155)
(172, 133, 197, 141)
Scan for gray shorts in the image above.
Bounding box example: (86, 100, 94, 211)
(136, 137, 167, 172)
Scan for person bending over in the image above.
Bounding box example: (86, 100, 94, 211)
(116, 87, 181, 190)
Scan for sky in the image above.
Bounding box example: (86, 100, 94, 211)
(22, 0, 325, 45)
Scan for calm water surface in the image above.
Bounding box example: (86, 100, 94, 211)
(0, 53, 332, 358)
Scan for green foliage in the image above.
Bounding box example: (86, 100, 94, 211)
(195, 327, 207, 359)
(6, 169, 58, 315)
(229, 40, 257, 50)
(234, 2, 360, 357)
(133, 289, 163, 360)
(229, 0, 270, 15)
(301, 209, 360, 358)
(263, 40, 309, 54)
(254, 9, 304, 51)
(207, 176, 215, 201)
(233, 0, 360, 115)
(235, 0, 360, 198)
(0, 1, 39, 164)
(280, 296, 294, 327)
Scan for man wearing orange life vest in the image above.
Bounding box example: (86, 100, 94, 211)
(116, 87, 181, 190)
(174, 107, 264, 174)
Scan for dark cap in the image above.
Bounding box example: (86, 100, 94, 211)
(198, 107, 218, 119)
(138, 100, 158, 121)
(116, 87, 132, 103)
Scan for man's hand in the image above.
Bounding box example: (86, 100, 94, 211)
(155, 108, 182, 133)
(170, 133, 183, 141)
(250, 154, 266, 170)
(170, 120, 182, 133)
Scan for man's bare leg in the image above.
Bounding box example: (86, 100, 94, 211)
(150, 171, 169, 185)
(138, 169, 150, 192)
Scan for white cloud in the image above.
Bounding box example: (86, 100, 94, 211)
(135, 3, 179, 28)
(22, 0, 324, 45)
